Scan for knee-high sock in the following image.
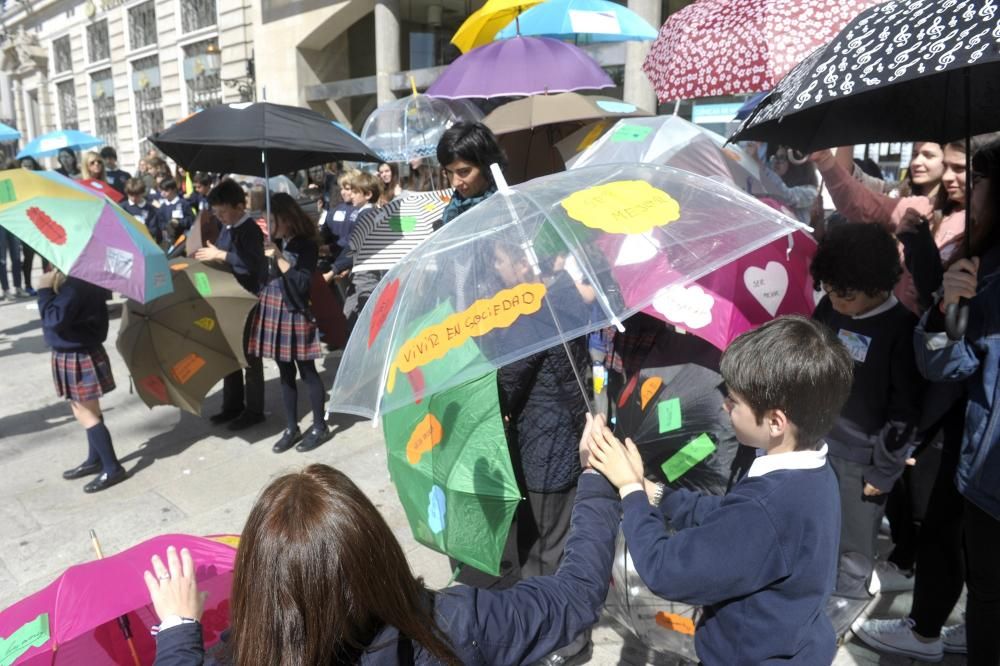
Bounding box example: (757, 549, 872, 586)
(297, 360, 327, 430)
(86, 422, 120, 474)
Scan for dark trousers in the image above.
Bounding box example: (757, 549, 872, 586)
(829, 454, 888, 599)
(885, 441, 940, 571)
(964, 498, 1000, 665)
(222, 313, 264, 415)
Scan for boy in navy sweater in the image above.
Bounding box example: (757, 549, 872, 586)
(154, 177, 194, 246)
(121, 177, 160, 245)
(588, 316, 854, 665)
(810, 224, 922, 629)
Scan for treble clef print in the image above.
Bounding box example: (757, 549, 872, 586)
(793, 80, 819, 110)
(981, 0, 998, 21)
(935, 42, 962, 71)
(926, 16, 945, 39)
(894, 24, 912, 46)
(927, 29, 958, 56)
(847, 27, 876, 51)
(840, 73, 856, 95)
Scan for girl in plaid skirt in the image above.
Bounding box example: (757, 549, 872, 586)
(249, 193, 331, 454)
(38, 271, 127, 493)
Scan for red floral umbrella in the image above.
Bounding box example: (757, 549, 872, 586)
(642, 0, 878, 102)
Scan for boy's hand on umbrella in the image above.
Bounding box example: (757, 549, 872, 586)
(579, 412, 596, 469)
(144, 546, 207, 623)
(588, 422, 643, 490)
(194, 241, 226, 263)
(941, 257, 979, 307)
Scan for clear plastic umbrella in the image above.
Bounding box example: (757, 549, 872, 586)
(327, 163, 806, 420)
(361, 93, 484, 163)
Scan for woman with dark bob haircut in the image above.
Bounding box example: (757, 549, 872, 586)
(435, 122, 507, 228)
(143, 419, 621, 665)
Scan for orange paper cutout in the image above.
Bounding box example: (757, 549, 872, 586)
(139, 374, 169, 403)
(655, 611, 696, 636)
(170, 263, 190, 271)
(406, 413, 443, 465)
(640, 377, 663, 409)
(171, 352, 206, 384)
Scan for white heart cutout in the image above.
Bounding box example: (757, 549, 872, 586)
(615, 233, 659, 267)
(743, 261, 789, 316)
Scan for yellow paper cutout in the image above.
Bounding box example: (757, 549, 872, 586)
(193, 317, 215, 331)
(171, 352, 206, 384)
(387, 283, 547, 392)
(560, 180, 681, 234)
(640, 376, 662, 410)
(406, 413, 444, 465)
(655, 611, 696, 636)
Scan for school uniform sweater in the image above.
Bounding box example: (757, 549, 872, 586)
(38, 279, 111, 351)
(122, 199, 160, 243)
(622, 446, 840, 665)
(155, 197, 195, 237)
(813, 295, 923, 490)
(216, 215, 267, 295)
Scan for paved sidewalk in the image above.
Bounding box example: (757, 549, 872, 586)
(0, 294, 965, 664)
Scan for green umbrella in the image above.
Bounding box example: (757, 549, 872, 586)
(116, 258, 259, 415)
(380, 301, 520, 575)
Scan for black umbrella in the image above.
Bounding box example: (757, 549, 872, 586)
(732, 0, 1000, 338)
(149, 102, 383, 175)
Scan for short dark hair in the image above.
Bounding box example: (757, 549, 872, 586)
(158, 177, 178, 192)
(436, 122, 507, 181)
(196, 172, 214, 187)
(99, 146, 118, 160)
(971, 138, 1000, 254)
(124, 177, 147, 196)
(810, 223, 902, 296)
(721, 316, 853, 450)
(207, 178, 247, 207)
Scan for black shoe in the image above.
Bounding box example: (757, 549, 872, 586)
(227, 411, 266, 431)
(209, 409, 242, 424)
(63, 461, 101, 480)
(272, 428, 302, 453)
(83, 467, 128, 493)
(533, 641, 593, 666)
(296, 424, 332, 452)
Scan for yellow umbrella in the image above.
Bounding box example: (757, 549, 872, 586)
(450, 0, 544, 53)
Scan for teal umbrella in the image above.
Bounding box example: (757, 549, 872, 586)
(495, 0, 658, 44)
(0, 122, 20, 143)
(16, 129, 103, 159)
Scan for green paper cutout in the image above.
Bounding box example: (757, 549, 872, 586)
(661, 433, 716, 482)
(0, 613, 49, 666)
(193, 272, 212, 297)
(611, 124, 653, 143)
(657, 397, 682, 433)
(0, 179, 15, 204)
(389, 215, 417, 232)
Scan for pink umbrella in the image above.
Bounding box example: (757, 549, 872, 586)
(0, 534, 236, 665)
(642, 0, 878, 101)
(612, 231, 818, 351)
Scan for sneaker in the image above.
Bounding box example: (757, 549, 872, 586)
(13, 287, 27, 298)
(853, 617, 943, 662)
(941, 623, 966, 654)
(874, 561, 914, 593)
(24, 287, 36, 297)
(0, 291, 9, 302)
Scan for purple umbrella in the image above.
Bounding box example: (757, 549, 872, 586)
(426, 36, 613, 99)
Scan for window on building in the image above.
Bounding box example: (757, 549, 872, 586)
(128, 1, 158, 50)
(57, 79, 79, 130)
(180, 0, 217, 32)
(183, 39, 222, 111)
(53, 35, 72, 74)
(91, 69, 117, 147)
(131, 55, 163, 153)
(87, 20, 110, 63)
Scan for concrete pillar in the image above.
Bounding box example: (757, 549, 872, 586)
(623, 0, 660, 112)
(374, 0, 401, 106)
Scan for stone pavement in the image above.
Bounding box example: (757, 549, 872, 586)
(0, 294, 966, 664)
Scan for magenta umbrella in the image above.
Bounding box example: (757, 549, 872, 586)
(0, 534, 236, 665)
(426, 36, 613, 99)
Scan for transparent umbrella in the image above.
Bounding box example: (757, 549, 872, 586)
(361, 93, 483, 163)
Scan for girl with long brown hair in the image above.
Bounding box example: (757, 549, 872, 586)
(144, 418, 620, 665)
(247, 192, 330, 453)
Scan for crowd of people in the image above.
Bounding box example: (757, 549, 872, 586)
(4, 116, 1000, 665)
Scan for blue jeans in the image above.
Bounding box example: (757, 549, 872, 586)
(0, 228, 22, 291)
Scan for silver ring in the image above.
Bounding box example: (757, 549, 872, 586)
(158, 573, 171, 580)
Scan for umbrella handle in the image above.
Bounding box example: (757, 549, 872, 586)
(945, 301, 969, 341)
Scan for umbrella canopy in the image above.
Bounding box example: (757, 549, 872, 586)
(117, 258, 259, 415)
(495, 0, 658, 44)
(0, 534, 235, 665)
(0, 122, 21, 142)
(642, 0, 878, 102)
(568, 116, 764, 194)
(78, 178, 125, 203)
(426, 36, 614, 99)
(350, 189, 452, 272)
(0, 169, 171, 303)
(15, 129, 103, 160)
(450, 0, 545, 53)
(361, 94, 484, 162)
(326, 163, 805, 420)
(483, 93, 649, 134)
(732, 0, 1000, 152)
(149, 102, 383, 175)
(382, 369, 520, 575)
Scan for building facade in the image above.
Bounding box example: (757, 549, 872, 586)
(0, 0, 253, 170)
